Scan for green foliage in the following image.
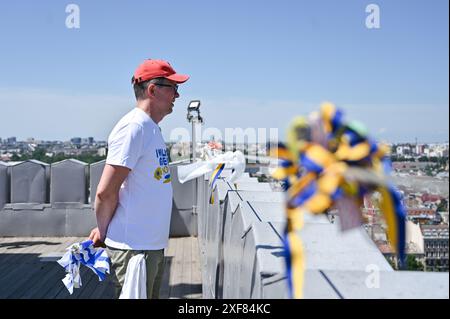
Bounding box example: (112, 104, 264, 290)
(436, 199, 448, 212)
(405, 255, 424, 271)
(384, 256, 397, 270)
(390, 156, 415, 162)
(384, 254, 424, 271)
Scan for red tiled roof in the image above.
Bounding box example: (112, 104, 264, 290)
(377, 243, 394, 254)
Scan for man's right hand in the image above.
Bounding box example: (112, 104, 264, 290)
(88, 227, 106, 248)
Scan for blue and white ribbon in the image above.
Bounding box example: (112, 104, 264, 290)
(57, 240, 110, 294)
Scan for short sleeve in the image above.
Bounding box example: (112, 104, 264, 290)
(106, 123, 144, 170)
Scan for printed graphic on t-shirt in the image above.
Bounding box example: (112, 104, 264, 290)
(153, 148, 171, 183)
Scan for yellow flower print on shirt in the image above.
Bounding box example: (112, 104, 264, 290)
(153, 166, 172, 183)
(154, 167, 163, 181)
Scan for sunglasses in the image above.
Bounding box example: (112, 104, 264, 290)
(155, 83, 179, 94)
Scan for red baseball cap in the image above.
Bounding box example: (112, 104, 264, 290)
(132, 59, 189, 84)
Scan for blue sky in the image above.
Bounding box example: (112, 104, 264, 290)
(0, 0, 448, 143)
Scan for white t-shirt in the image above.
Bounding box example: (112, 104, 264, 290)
(104, 107, 173, 250)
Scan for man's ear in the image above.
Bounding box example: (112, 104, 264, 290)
(147, 83, 156, 98)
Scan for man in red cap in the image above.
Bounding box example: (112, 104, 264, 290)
(89, 59, 189, 298)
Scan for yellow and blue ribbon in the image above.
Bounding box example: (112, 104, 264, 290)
(270, 102, 407, 298)
(283, 207, 305, 299)
(209, 163, 225, 204)
(378, 185, 407, 266)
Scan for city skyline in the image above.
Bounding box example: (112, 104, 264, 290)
(1, 134, 449, 145)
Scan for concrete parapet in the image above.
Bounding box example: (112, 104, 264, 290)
(50, 159, 88, 204)
(0, 160, 199, 239)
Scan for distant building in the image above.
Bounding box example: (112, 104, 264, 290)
(396, 145, 413, 156)
(370, 224, 387, 242)
(421, 224, 449, 272)
(406, 220, 425, 254)
(0, 154, 11, 162)
(70, 137, 82, 145)
(392, 162, 429, 172)
(377, 241, 396, 266)
(421, 194, 443, 203)
(416, 144, 425, 156)
(81, 137, 94, 145)
(404, 195, 422, 208)
(7, 137, 16, 145)
(408, 207, 444, 225)
(407, 208, 436, 224)
(97, 147, 107, 157)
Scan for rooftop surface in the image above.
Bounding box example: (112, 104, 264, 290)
(0, 236, 201, 299)
(0, 161, 449, 299)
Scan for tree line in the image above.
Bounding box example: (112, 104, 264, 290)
(10, 148, 106, 164)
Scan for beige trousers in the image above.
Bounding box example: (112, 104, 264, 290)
(106, 246, 165, 299)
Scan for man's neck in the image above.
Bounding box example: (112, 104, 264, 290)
(136, 100, 162, 124)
